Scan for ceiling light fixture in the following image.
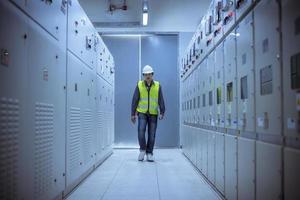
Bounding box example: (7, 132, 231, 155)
(142, 0, 148, 26)
(142, 12, 148, 26)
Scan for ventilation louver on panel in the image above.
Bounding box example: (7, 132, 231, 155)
(0, 97, 19, 200)
(104, 111, 109, 148)
(34, 102, 54, 198)
(97, 111, 104, 151)
(108, 112, 112, 146)
(83, 109, 93, 163)
(69, 107, 81, 171)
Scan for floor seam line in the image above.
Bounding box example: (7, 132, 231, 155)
(155, 161, 162, 200)
(98, 156, 126, 200)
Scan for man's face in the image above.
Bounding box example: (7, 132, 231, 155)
(143, 73, 153, 82)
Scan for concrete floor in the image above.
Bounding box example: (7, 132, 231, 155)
(66, 149, 221, 200)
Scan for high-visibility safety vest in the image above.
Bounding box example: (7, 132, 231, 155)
(137, 80, 160, 115)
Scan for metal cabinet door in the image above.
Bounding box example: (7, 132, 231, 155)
(224, 30, 238, 130)
(284, 148, 300, 200)
(96, 76, 104, 159)
(27, 18, 66, 200)
(215, 132, 225, 194)
(207, 131, 216, 184)
(196, 129, 203, 171)
(25, 0, 67, 43)
(192, 68, 197, 124)
(0, 1, 28, 200)
(196, 67, 201, 124)
(191, 128, 197, 165)
(256, 142, 282, 200)
(236, 12, 255, 133)
(214, 43, 225, 128)
(67, 0, 95, 69)
(237, 138, 255, 200)
(81, 67, 96, 169)
(108, 84, 114, 147)
(225, 134, 238, 200)
(191, 73, 195, 124)
(66, 52, 85, 188)
(207, 52, 216, 127)
(282, 0, 300, 137)
(201, 130, 208, 177)
(182, 125, 187, 154)
(254, 0, 281, 136)
(201, 59, 210, 126)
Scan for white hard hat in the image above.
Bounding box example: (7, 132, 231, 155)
(142, 65, 154, 74)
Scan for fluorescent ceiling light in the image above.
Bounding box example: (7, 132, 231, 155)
(229, 32, 240, 37)
(142, 12, 148, 26)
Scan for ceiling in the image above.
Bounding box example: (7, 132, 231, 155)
(78, 0, 210, 34)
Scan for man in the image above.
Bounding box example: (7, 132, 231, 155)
(131, 65, 165, 162)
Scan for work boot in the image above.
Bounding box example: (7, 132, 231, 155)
(146, 153, 154, 162)
(138, 151, 146, 161)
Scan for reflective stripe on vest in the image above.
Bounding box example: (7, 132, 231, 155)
(137, 80, 160, 115)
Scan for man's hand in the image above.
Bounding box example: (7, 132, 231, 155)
(159, 113, 164, 120)
(131, 115, 136, 124)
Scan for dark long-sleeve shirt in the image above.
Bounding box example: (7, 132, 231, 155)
(131, 80, 165, 116)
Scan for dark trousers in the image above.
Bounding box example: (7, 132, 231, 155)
(137, 112, 158, 155)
